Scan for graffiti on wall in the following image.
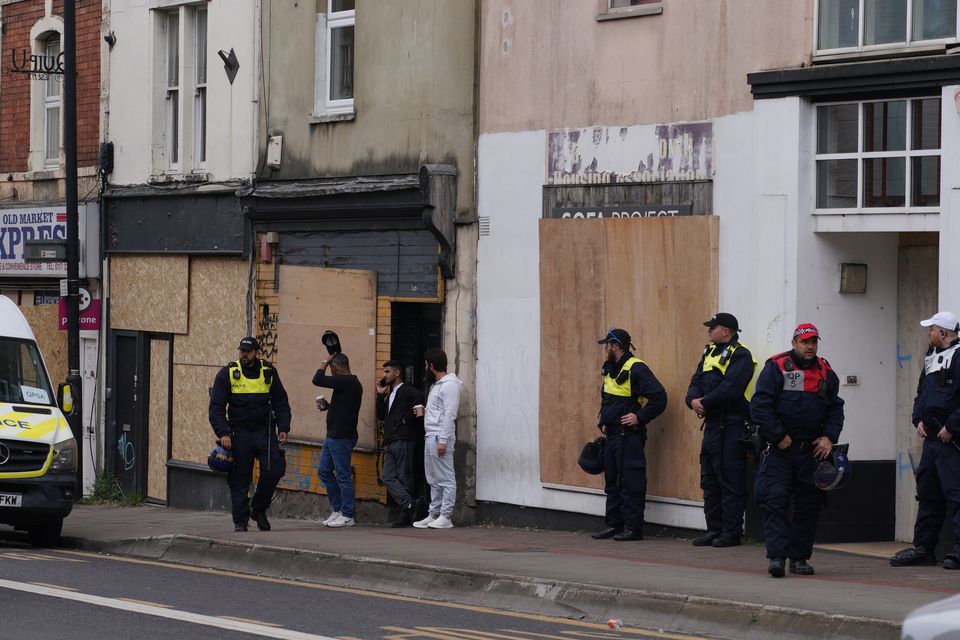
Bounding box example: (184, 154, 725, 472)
(547, 122, 713, 185)
(258, 304, 279, 361)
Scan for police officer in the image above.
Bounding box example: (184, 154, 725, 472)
(891, 311, 960, 570)
(592, 328, 667, 542)
(209, 337, 291, 532)
(751, 323, 843, 577)
(686, 313, 757, 548)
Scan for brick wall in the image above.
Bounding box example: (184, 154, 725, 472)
(0, 0, 102, 173)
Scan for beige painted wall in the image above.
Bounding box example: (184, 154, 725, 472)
(260, 0, 477, 217)
(480, 0, 812, 133)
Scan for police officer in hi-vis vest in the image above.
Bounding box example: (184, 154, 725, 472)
(592, 328, 667, 542)
(891, 311, 960, 570)
(751, 324, 844, 578)
(686, 313, 757, 548)
(209, 337, 291, 532)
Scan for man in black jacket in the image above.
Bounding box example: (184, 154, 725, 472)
(685, 313, 757, 548)
(376, 360, 425, 527)
(313, 352, 363, 528)
(209, 337, 291, 532)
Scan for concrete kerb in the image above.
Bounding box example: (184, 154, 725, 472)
(64, 534, 901, 640)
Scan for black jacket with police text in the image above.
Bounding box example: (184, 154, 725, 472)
(684, 342, 754, 423)
(912, 339, 960, 437)
(208, 360, 292, 437)
(598, 353, 668, 429)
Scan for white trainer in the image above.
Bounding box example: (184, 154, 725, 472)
(412, 514, 438, 529)
(427, 515, 453, 529)
(322, 511, 342, 526)
(327, 514, 355, 528)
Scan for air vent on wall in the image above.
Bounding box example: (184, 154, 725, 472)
(479, 216, 491, 237)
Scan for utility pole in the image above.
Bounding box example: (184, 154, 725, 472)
(63, 0, 83, 494)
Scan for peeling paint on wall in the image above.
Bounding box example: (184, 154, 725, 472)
(547, 122, 713, 185)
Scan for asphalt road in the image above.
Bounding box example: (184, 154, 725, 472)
(0, 542, 714, 640)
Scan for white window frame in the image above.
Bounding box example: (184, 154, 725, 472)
(814, 0, 960, 58)
(193, 7, 207, 167)
(814, 97, 941, 215)
(323, 1, 355, 116)
(165, 10, 181, 169)
(597, 0, 662, 20)
(42, 34, 61, 168)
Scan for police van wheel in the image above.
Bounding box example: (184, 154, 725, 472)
(27, 520, 62, 548)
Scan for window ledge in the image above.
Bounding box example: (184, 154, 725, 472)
(596, 4, 662, 21)
(813, 43, 949, 64)
(308, 110, 356, 124)
(25, 168, 62, 180)
(148, 172, 211, 185)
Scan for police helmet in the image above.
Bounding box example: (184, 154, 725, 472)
(207, 443, 235, 473)
(813, 443, 851, 491)
(578, 436, 606, 475)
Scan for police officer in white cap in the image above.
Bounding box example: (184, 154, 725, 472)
(891, 311, 960, 570)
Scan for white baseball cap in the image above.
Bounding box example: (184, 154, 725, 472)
(920, 311, 960, 332)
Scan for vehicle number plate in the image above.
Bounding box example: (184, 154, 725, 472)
(0, 494, 22, 507)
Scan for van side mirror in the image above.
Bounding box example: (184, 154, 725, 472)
(58, 383, 74, 414)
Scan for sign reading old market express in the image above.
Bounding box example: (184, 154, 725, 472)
(8, 47, 64, 80)
(0, 207, 75, 276)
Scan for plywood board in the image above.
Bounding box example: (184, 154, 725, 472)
(19, 304, 67, 383)
(171, 363, 220, 464)
(276, 266, 378, 447)
(110, 255, 189, 334)
(173, 257, 248, 366)
(539, 217, 719, 502)
(538, 221, 607, 491)
(148, 339, 170, 501)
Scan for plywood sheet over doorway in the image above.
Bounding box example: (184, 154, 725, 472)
(539, 217, 719, 501)
(277, 266, 378, 447)
(148, 338, 170, 502)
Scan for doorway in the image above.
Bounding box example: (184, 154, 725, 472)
(108, 331, 148, 498)
(390, 302, 443, 390)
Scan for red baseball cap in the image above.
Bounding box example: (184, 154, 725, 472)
(793, 323, 820, 341)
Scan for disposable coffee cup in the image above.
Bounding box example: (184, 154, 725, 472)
(413, 404, 425, 416)
(316, 395, 329, 411)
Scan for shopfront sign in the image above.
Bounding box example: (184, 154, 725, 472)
(0, 206, 88, 277)
(547, 204, 693, 219)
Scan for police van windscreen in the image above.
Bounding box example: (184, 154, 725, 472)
(0, 339, 54, 406)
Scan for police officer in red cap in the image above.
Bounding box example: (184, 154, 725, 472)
(751, 323, 844, 577)
(686, 312, 757, 548)
(591, 328, 667, 542)
(209, 337, 291, 532)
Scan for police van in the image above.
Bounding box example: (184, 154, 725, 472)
(0, 295, 77, 546)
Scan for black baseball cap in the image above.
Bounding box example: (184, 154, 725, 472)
(598, 328, 632, 347)
(238, 337, 260, 351)
(704, 313, 739, 332)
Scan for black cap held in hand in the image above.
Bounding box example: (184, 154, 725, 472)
(238, 337, 260, 351)
(704, 313, 739, 332)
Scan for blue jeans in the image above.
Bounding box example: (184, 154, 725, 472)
(317, 437, 357, 518)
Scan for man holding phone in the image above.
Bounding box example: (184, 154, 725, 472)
(376, 361, 425, 527)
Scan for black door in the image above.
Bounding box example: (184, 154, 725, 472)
(390, 302, 442, 389)
(111, 332, 147, 497)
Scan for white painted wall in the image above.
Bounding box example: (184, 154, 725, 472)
(108, 0, 256, 185)
(939, 84, 960, 313)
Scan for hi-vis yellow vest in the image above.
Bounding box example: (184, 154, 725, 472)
(603, 356, 648, 406)
(228, 362, 272, 394)
(701, 343, 757, 400)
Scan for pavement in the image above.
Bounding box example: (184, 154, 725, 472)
(35, 504, 960, 640)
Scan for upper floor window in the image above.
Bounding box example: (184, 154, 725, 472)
(815, 97, 941, 213)
(598, 0, 662, 19)
(817, 0, 958, 55)
(43, 34, 61, 167)
(194, 8, 207, 166)
(312, 0, 355, 120)
(165, 11, 180, 167)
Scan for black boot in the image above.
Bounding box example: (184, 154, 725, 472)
(768, 557, 785, 578)
(789, 560, 815, 575)
(251, 509, 271, 531)
(692, 531, 721, 547)
(234, 522, 248, 532)
(943, 553, 960, 570)
(712, 532, 742, 548)
(613, 529, 644, 542)
(591, 526, 622, 540)
(390, 503, 415, 528)
(890, 546, 937, 567)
